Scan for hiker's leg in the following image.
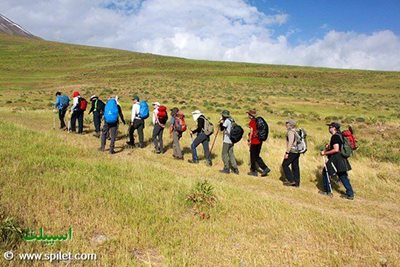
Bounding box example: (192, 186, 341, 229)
(191, 134, 203, 161)
(322, 168, 332, 193)
(228, 144, 238, 170)
(100, 123, 109, 149)
(222, 143, 230, 170)
(173, 131, 182, 158)
(152, 124, 159, 150)
(59, 109, 65, 128)
(282, 156, 295, 183)
(78, 111, 84, 133)
(109, 124, 117, 152)
(254, 143, 267, 170)
(70, 111, 77, 132)
(137, 119, 144, 147)
(338, 172, 354, 197)
(292, 153, 301, 186)
(128, 123, 135, 145)
(159, 127, 164, 152)
(94, 112, 101, 133)
(202, 137, 211, 162)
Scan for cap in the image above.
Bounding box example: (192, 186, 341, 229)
(221, 110, 230, 117)
(72, 91, 80, 97)
(246, 109, 257, 116)
(132, 95, 139, 101)
(152, 102, 160, 106)
(326, 122, 341, 129)
(90, 95, 98, 101)
(286, 119, 296, 127)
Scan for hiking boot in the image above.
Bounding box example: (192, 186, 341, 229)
(98, 147, 105, 152)
(219, 169, 230, 174)
(319, 191, 333, 198)
(232, 168, 239, 175)
(188, 159, 199, 164)
(340, 194, 354, 200)
(283, 181, 297, 186)
(206, 160, 213, 167)
(261, 167, 271, 177)
(109, 150, 115, 154)
(247, 171, 258, 177)
(93, 132, 100, 138)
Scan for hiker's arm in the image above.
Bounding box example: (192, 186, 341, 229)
(321, 143, 339, 156)
(55, 97, 60, 108)
(286, 131, 295, 153)
(131, 105, 136, 124)
(192, 117, 203, 134)
(118, 106, 126, 124)
(88, 104, 94, 114)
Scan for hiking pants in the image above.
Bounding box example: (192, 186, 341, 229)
(152, 123, 164, 152)
(58, 107, 67, 128)
(129, 119, 144, 147)
(322, 170, 354, 197)
(282, 153, 301, 186)
(101, 122, 118, 152)
(222, 143, 237, 170)
(191, 132, 211, 162)
(172, 130, 183, 158)
(250, 143, 268, 172)
(93, 111, 102, 133)
(71, 110, 84, 133)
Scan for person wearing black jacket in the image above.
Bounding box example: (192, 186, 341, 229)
(189, 110, 212, 166)
(320, 122, 354, 200)
(99, 96, 126, 154)
(88, 95, 105, 137)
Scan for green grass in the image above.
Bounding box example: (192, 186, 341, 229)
(0, 33, 399, 266)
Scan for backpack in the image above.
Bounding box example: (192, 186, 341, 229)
(139, 101, 149, 119)
(256, 117, 269, 141)
(174, 111, 187, 133)
(338, 133, 353, 158)
(229, 119, 244, 144)
(60, 95, 70, 109)
(294, 128, 307, 153)
(78, 97, 88, 111)
(202, 117, 214, 136)
(342, 128, 357, 150)
(157, 105, 168, 125)
(104, 99, 119, 124)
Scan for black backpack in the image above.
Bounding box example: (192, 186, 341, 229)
(256, 117, 269, 141)
(229, 119, 244, 144)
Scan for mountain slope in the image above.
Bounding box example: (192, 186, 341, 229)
(0, 14, 40, 39)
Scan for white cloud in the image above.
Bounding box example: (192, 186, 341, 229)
(1, 0, 399, 70)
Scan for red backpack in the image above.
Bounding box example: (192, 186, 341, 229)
(174, 111, 187, 133)
(157, 105, 168, 124)
(342, 126, 357, 150)
(79, 97, 88, 111)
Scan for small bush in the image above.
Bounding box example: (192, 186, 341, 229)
(186, 180, 217, 220)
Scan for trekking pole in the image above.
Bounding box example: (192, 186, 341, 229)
(323, 155, 333, 193)
(209, 127, 220, 158)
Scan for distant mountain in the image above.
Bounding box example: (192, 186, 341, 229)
(0, 13, 40, 39)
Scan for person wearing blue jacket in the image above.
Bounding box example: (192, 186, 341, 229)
(54, 91, 69, 129)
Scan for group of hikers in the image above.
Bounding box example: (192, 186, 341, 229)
(55, 91, 357, 200)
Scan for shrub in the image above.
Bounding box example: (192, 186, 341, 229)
(186, 180, 217, 220)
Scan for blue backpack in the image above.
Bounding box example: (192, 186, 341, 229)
(139, 101, 149, 119)
(60, 95, 70, 108)
(104, 99, 119, 124)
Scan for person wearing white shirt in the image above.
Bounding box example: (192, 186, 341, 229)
(127, 95, 144, 148)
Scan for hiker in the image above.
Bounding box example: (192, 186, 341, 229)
(54, 91, 69, 129)
(99, 96, 126, 154)
(88, 95, 105, 137)
(247, 109, 270, 177)
(170, 107, 186, 160)
(320, 122, 354, 200)
(282, 119, 301, 187)
(218, 110, 239, 174)
(152, 102, 167, 153)
(127, 96, 145, 148)
(70, 91, 85, 134)
(189, 110, 213, 166)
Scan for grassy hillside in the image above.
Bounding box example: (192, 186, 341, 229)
(0, 33, 399, 266)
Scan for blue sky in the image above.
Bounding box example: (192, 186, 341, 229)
(251, 0, 400, 43)
(1, 0, 399, 70)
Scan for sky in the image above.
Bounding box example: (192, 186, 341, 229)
(1, 0, 400, 71)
